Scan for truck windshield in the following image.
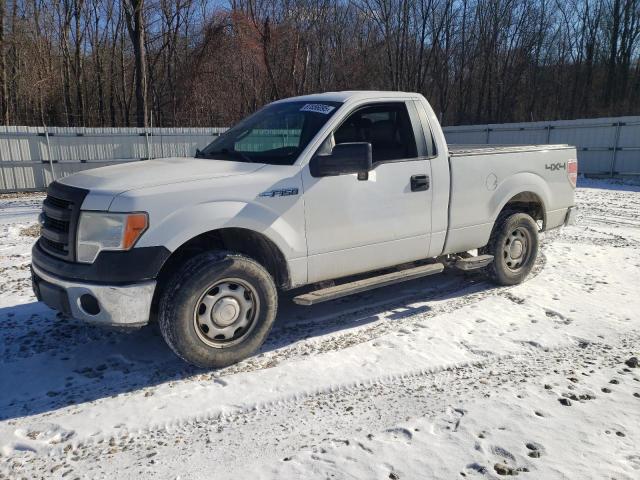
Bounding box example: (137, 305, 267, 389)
(197, 101, 342, 165)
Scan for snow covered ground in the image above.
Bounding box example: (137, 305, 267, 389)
(0, 179, 639, 479)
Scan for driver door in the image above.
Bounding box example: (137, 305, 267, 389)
(302, 101, 433, 283)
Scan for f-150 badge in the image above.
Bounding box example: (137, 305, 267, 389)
(259, 188, 299, 198)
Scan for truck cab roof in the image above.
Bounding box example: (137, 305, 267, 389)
(274, 90, 425, 105)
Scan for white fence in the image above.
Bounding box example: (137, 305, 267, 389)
(443, 115, 640, 176)
(0, 126, 226, 192)
(1, 115, 639, 192)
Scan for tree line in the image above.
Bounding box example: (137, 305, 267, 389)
(0, 0, 639, 128)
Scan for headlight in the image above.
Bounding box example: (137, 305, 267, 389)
(77, 212, 148, 264)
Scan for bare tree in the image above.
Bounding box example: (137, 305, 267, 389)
(1, 0, 639, 127)
(123, 0, 148, 127)
(0, 0, 8, 125)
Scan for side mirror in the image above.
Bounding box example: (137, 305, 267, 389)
(310, 142, 372, 177)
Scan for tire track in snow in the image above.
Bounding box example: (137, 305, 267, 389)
(1, 246, 548, 421)
(8, 331, 638, 479)
(215, 250, 548, 377)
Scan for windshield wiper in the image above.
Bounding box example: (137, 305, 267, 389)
(197, 148, 254, 163)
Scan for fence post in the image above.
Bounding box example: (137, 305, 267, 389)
(546, 125, 551, 144)
(485, 126, 490, 144)
(149, 112, 154, 159)
(609, 122, 622, 177)
(44, 127, 56, 183)
(5, 128, 19, 191)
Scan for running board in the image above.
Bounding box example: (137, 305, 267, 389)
(293, 263, 445, 306)
(453, 254, 494, 271)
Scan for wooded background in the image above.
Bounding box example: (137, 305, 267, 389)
(0, 0, 639, 129)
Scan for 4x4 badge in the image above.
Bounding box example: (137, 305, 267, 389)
(545, 163, 566, 171)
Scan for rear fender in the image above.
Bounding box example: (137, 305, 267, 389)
(490, 172, 550, 226)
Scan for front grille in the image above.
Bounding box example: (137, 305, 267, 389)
(40, 237, 68, 256)
(46, 195, 72, 209)
(44, 215, 69, 232)
(38, 182, 89, 261)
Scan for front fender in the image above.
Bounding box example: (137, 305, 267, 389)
(136, 200, 306, 261)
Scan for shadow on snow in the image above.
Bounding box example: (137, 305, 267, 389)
(0, 269, 491, 421)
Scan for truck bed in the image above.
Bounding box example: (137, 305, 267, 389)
(448, 144, 572, 156)
(442, 143, 577, 255)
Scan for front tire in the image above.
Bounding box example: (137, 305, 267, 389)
(482, 212, 539, 286)
(158, 251, 278, 368)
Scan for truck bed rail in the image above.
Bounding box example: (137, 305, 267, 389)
(449, 144, 572, 157)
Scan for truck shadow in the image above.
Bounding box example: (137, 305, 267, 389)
(0, 269, 489, 421)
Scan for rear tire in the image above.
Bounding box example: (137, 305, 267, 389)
(482, 212, 539, 286)
(158, 251, 278, 368)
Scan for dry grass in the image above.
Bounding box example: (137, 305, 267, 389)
(20, 224, 41, 237)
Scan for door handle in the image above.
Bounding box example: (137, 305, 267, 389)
(410, 174, 429, 192)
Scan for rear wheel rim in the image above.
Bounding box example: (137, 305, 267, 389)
(503, 226, 532, 272)
(193, 278, 260, 348)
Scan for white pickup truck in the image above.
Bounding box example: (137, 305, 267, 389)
(31, 91, 577, 367)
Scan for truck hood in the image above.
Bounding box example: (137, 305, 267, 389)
(58, 157, 264, 193)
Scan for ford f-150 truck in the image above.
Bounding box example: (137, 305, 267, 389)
(31, 91, 577, 367)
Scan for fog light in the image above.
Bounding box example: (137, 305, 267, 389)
(80, 294, 100, 315)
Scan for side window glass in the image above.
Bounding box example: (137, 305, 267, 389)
(333, 103, 418, 163)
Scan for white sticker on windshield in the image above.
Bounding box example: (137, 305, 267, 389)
(300, 103, 335, 115)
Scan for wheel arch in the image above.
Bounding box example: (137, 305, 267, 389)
(150, 227, 291, 320)
(488, 172, 551, 231)
(497, 191, 547, 229)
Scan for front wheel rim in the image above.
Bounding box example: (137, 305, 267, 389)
(503, 226, 532, 272)
(193, 278, 260, 348)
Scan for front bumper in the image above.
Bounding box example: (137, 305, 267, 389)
(32, 241, 170, 283)
(32, 263, 155, 327)
(564, 206, 577, 226)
